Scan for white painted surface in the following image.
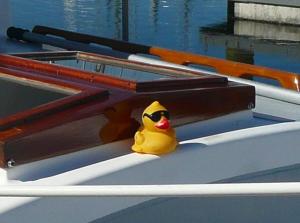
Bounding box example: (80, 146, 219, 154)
(1, 121, 300, 222)
(0, 169, 7, 184)
(235, 3, 300, 25)
(4, 110, 257, 182)
(255, 95, 300, 120)
(2, 182, 300, 197)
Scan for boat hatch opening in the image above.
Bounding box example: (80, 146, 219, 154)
(0, 53, 254, 168)
(12, 51, 229, 92)
(0, 56, 109, 167)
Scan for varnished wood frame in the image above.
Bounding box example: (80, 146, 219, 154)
(0, 52, 255, 168)
(2, 82, 255, 168)
(3, 53, 228, 92)
(0, 65, 107, 131)
(149, 47, 300, 91)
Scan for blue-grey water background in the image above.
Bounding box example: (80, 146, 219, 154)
(8, 0, 300, 74)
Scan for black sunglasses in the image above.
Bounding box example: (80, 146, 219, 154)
(143, 110, 170, 122)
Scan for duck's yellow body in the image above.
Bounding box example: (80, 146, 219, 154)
(132, 127, 177, 154)
(132, 101, 178, 155)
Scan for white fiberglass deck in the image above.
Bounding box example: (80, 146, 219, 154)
(0, 113, 300, 222)
(0, 110, 277, 182)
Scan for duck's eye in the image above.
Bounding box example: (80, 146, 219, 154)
(143, 110, 169, 122)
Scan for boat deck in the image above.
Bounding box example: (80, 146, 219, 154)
(2, 110, 280, 182)
(1, 114, 300, 223)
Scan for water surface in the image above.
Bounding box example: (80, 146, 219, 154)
(9, 0, 300, 74)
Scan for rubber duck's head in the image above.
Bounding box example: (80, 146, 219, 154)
(142, 101, 170, 132)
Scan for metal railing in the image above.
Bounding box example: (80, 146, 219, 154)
(1, 182, 300, 197)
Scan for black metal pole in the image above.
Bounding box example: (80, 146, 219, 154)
(227, 0, 234, 34)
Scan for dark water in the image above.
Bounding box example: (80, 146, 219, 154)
(9, 0, 300, 74)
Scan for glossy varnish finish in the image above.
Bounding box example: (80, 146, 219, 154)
(0, 54, 254, 167)
(0, 66, 107, 131)
(150, 47, 300, 91)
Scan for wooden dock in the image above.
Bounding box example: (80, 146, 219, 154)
(228, 0, 300, 25)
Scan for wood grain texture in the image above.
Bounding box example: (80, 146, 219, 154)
(0, 54, 255, 167)
(0, 91, 133, 166)
(0, 54, 137, 90)
(135, 77, 227, 92)
(1, 83, 254, 167)
(150, 47, 300, 91)
(0, 66, 107, 131)
(0, 54, 229, 92)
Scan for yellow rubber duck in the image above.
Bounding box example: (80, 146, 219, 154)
(132, 101, 178, 155)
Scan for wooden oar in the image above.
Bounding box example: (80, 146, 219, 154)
(7, 25, 300, 91)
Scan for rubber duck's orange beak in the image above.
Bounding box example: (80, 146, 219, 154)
(155, 117, 170, 130)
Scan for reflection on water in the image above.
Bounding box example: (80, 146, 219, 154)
(150, 0, 159, 31)
(201, 17, 300, 72)
(183, 0, 191, 49)
(0, 0, 11, 34)
(226, 48, 254, 64)
(234, 20, 300, 42)
(8, 0, 300, 73)
(63, 0, 77, 31)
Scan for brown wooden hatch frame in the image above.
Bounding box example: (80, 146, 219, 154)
(0, 52, 255, 168)
(0, 60, 108, 131)
(7, 52, 228, 92)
